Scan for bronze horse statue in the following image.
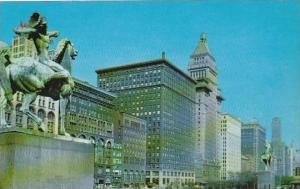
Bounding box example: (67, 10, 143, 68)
(0, 38, 77, 135)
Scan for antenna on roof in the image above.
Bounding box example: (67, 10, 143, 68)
(162, 51, 166, 59)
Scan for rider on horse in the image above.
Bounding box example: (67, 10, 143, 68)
(14, 12, 70, 83)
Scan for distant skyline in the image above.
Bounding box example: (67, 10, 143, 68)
(1, 1, 299, 147)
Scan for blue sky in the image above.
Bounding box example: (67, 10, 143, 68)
(0, 1, 299, 147)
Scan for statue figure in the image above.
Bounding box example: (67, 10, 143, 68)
(14, 12, 70, 84)
(0, 12, 78, 135)
(261, 142, 273, 171)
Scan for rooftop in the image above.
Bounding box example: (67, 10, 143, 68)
(95, 58, 196, 84)
(73, 77, 117, 98)
(242, 121, 266, 131)
(220, 112, 242, 123)
(193, 33, 211, 55)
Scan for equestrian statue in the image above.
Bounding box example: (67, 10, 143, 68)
(0, 12, 78, 135)
(261, 142, 273, 171)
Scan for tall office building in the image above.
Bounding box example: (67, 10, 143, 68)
(271, 117, 287, 176)
(97, 58, 196, 188)
(188, 33, 223, 183)
(63, 78, 120, 187)
(219, 113, 241, 181)
(113, 112, 147, 187)
(272, 117, 281, 143)
(241, 120, 266, 172)
(293, 149, 300, 176)
(285, 145, 293, 176)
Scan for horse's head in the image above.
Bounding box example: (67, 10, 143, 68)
(66, 40, 78, 60)
(53, 38, 78, 63)
(0, 42, 11, 65)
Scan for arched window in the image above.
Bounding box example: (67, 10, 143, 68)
(124, 169, 129, 182)
(106, 141, 112, 149)
(79, 134, 86, 139)
(98, 138, 105, 147)
(94, 138, 105, 164)
(16, 104, 23, 127)
(27, 106, 35, 130)
(37, 109, 45, 130)
(89, 136, 96, 143)
(47, 112, 55, 133)
(5, 106, 11, 125)
(37, 109, 45, 121)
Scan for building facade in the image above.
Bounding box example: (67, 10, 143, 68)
(272, 117, 281, 143)
(241, 120, 266, 172)
(241, 155, 252, 173)
(11, 35, 38, 59)
(113, 112, 147, 187)
(4, 92, 59, 133)
(285, 145, 293, 176)
(271, 117, 286, 177)
(63, 78, 121, 187)
(187, 33, 223, 183)
(219, 113, 241, 181)
(294, 149, 300, 176)
(97, 58, 196, 188)
(270, 117, 294, 177)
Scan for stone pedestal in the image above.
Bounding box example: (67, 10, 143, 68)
(257, 170, 275, 189)
(0, 127, 94, 189)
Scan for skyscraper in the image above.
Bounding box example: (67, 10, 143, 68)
(96, 58, 196, 188)
(241, 120, 266, 172)
(188, 33, 223, 183)
(272, 117, 282, 143)
(293, 149, 300, 176)
(219, 113, 241, 181)
(271, 117, 287, 176)
(285, 145, 293, 176)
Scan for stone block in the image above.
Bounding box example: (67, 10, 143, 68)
(257, 170, 275, 189)
(0, 128, 94, 189)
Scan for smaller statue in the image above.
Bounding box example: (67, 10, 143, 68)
(261, 142, 272, 171)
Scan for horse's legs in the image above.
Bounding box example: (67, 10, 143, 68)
(21, 93, 46, 132)
(58, 96, 70, 136)
(0, 86, 7, 128)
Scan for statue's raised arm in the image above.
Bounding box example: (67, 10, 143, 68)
(14, 12, 59, 59)
(48, 31, 60, 38)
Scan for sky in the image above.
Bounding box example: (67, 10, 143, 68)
(0, 1, 300, 148)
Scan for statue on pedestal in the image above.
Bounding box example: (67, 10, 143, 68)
(0, 12, 78, 135)
(261, 142, 273, 171)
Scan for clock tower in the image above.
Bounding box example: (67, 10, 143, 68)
(188, 33, 224, 183)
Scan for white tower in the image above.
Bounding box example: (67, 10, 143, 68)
(188, 33, 224, 183)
